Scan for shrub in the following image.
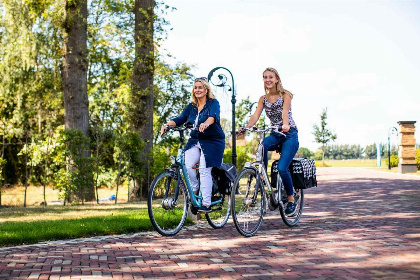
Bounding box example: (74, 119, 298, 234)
(297, 147, 314, 158)
(223, 146, 251, 170)
(416, 148, 420, 170)
(385, 155, 399, 168)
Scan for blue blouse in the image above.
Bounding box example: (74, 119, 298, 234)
(172, 99, 225, 168)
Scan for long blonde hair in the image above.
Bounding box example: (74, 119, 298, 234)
(191, 78, 216, 106)
(263, 67, 293, 99)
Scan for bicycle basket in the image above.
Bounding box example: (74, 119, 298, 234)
(289, 158, 317, 189)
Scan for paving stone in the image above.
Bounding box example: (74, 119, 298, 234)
(1, 168, 420, 279)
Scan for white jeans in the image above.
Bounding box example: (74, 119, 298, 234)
(184, 143, 212, 207)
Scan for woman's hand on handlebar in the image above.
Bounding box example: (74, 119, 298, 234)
(237, 126, 247, 135)
(198, 122, 209, 133)
(281, 124, 290, 133)
(160, 124, 169, 136)
(161, 122, 175, 135)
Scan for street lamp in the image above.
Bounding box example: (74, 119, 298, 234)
(208, 67, 237, 166)
(388, 127, 398, 170)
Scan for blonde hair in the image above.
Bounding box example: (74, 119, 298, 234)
(263, 67, 293, 99)
(191, 78, 216, 106)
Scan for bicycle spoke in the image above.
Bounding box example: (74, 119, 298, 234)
(231, 168, 264, 237)
(148, 171, 187, 236)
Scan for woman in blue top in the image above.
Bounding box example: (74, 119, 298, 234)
(240, 67, 299, 216)
(161, 77, 225, 213)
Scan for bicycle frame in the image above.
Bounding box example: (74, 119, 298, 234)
(241, 126, 287, 209)
(166, 127, 224, 209)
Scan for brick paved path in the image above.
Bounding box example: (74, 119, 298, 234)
(1, 167, 419, 279)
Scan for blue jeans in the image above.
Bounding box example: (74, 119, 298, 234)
(263, 128, 299, 196)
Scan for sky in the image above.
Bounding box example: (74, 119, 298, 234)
(161, 0, 420, 151)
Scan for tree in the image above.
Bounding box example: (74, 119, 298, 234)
(130, 0, 155, 200)
(0, 0, 63, 185)
(312, 108, 336, 163)
(62, 0, 95, 200)
(297, 147, 314, 159)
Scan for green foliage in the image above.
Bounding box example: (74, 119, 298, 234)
(385, 155, 399, 168)
(297, 147, 314, 159)
(153, 61, 194, 143)
(52, 128, 94, 202)
(0, 0, 63, 140)
(416, 148, 420, 170)
(324, 144, 364, 160)
(0, 158, 6, 183)
(312, 107, 337, 162)
(236, 97, 255, 127)
(314, 149, 323, 160)
(151, 143, 173, 179)
(364, 143, 377, 159)
(223, 146, 252, 170)
(113, 131, 145, 182)
(0, 0, 194, 196)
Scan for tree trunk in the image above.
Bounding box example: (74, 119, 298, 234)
(62, 0, 95, 201)
(131, 0, 155, 200)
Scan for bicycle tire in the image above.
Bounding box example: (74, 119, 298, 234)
(230, 168, 265, 237)
(280, 187, 304, 227)
(147, 170, 188, 236)
(205, 192, 231, 229)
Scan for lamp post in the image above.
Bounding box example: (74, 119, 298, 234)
(388, 127, 398, 170)
(208, 67, 237, 166)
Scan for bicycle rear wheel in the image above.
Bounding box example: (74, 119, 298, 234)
(231, 168, 265, 237)
(280, 188, 304, 227)
(148, 170, 187, 236)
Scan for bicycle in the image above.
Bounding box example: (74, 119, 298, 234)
(230, 126, 304, 237)
(147, 124, 231, 236)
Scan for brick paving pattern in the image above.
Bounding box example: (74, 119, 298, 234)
(1, 167, 419, 279)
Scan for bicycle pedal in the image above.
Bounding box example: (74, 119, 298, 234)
(190, 205, 199, 215)
(208, 207, 222, 213)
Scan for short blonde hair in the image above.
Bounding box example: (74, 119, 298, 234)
(191, 78, 216, 106)
(263, 67, 293, 99)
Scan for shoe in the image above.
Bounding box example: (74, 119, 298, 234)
(198, 205, 211, 214)
(190, 204, 199, 215)
(285, 202, 297, 216)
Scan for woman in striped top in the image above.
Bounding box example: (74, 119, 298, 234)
(241, 67, 299, 216)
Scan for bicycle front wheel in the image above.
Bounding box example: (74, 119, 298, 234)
(147, 170, 187, 236)
(206, 194, 231, 229)
(280, 188, 304, 227)
(231, 168, 265, 237)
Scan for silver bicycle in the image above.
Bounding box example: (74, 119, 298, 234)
(230, 126, 304, 237)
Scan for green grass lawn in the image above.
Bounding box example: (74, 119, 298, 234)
(0, 203, 192, 247)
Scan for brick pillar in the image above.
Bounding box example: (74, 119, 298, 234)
(397, 121, 417, 173)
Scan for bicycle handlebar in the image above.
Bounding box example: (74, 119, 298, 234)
(163, 123, 198, 134)
(237, 126, 286, 137)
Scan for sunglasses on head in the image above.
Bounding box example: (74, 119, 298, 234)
(195, 77, 208, 82)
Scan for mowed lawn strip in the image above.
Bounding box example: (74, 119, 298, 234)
(0, 204, 192, 247)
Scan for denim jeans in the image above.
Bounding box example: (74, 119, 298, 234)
(263, 128, 299, 196)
